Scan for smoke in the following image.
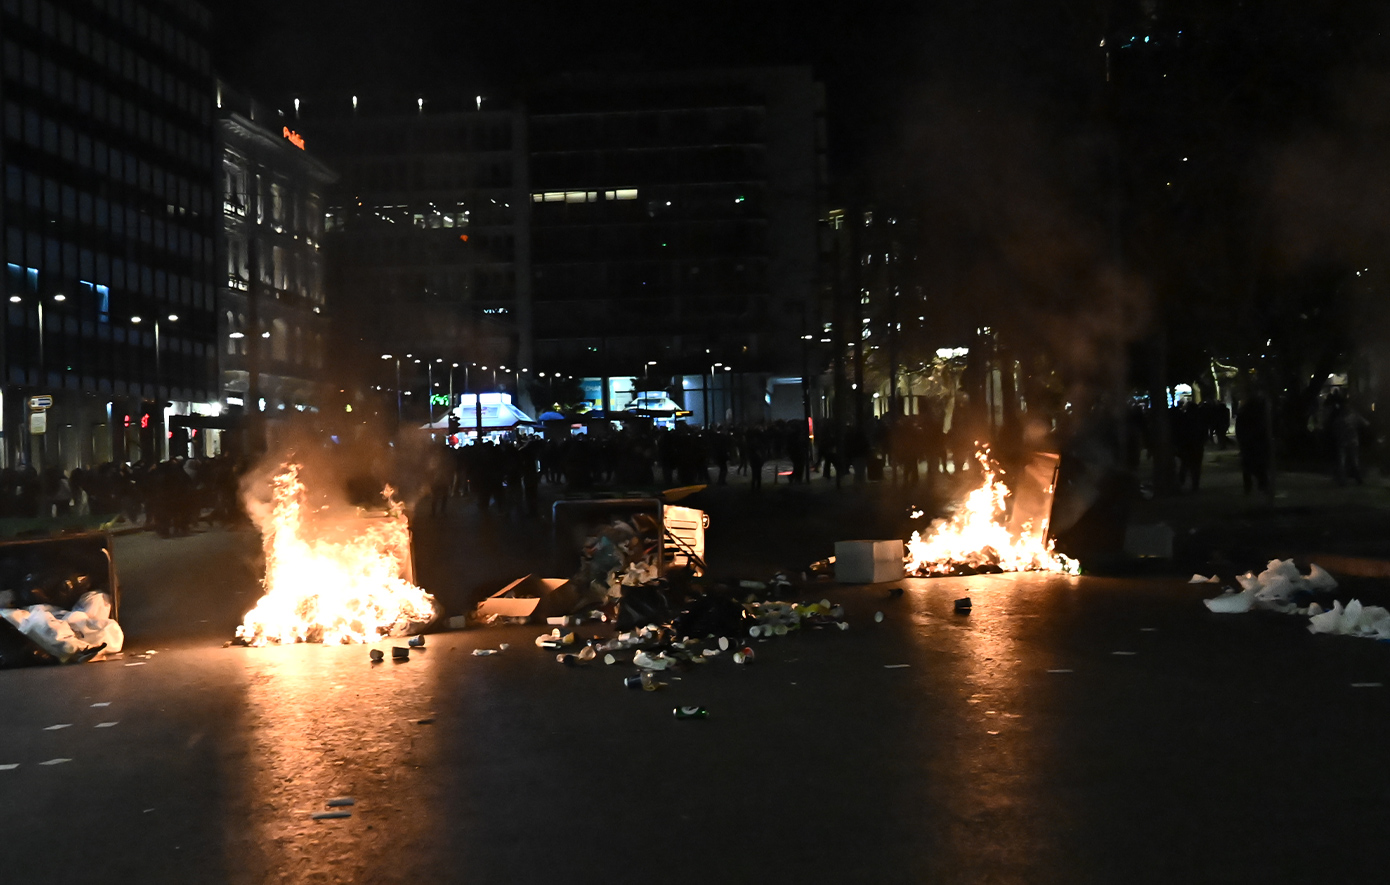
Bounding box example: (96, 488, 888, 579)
(238, 417, 442, 539)
(890, 89, 1153, 411)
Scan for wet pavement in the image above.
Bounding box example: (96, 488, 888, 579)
(3, 462, 1390, 883)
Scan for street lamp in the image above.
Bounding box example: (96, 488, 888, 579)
(382, 353, 401, 426)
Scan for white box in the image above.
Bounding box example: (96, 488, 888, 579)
(834, 540, 905, 584)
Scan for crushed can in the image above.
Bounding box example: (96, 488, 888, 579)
(369, 649, 384, 663)
(672, 706, 709, 719)
(408, 635, 426, 648)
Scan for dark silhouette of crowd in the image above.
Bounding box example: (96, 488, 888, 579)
(0, 454, 247, 536)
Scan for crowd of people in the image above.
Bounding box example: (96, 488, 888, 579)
(0, 455, 245, 536)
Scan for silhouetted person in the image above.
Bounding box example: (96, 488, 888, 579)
(1327, 391, 1370, 486)
(1235, 395, 1271, 495)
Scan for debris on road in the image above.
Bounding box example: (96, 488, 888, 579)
(326, 797, 356, 807)
(312, 812, 352, 821)
(954, 597, 972, 613)
(672, 705, 709, 719)
(1201, 559, 1390, 641)
(369, 649, 384, 663)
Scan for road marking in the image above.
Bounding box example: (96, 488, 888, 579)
(884, 664, 911, 669)
(95, 722, 118, 728)
(1046, 669, 1074, 673)
(124, 662, 146, 667)
(1112, 651, 1137, 656)
(1140, 627, 1158, 632)
(90, 702, 111, 707)
(39, 758, 71, 766)
(1350, 682, 1383, 688)
(0, 764, 18, 771)
(44, 724, 71, 731)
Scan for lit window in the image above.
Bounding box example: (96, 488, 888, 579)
(614, 188, 637, 201)
(543, 192, 564, 202)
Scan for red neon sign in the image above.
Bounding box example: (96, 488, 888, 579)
(282, 126, 306, 150)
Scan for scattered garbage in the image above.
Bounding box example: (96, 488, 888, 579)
(1201, 558, 1390, 642)
(369, 649, 384, 663)
(954, 597, 972, 613)
(874, 611, 885, 623)
(312, 812, 352, 821)
(408, 635, 426, 648)
(672, 705, 709, 719)
(326, 798, 355, 807)
(1202, 559, 1338, 615)
(471, 649, 498, 656)
(391, 646, 409, 661)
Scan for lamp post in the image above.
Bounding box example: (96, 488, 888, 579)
(381, 354, 401, 427)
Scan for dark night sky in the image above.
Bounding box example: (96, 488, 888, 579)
(209, 0, 1106, 175)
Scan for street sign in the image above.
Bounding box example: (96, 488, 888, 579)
(28, 395, 52, 410)
(29, 411, 46, 435)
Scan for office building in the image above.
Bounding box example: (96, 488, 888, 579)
(215, 80, 335, 433)
(0, 0, 219, 467)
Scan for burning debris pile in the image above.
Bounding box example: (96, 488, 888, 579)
(235, 464, 438, 646)
(905, 449, 1078, 577)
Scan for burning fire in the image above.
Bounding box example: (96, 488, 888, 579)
(905, 449, 1079, 576)
(236, 464, 437, 646)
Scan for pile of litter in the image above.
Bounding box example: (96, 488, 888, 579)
(1200, 558, 1390, 640)
(0, 589, 123, 664)
(528, 586, 852, 683)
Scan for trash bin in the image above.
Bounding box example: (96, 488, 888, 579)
(552, 498, 706, 578)
(0, 531, 121, 667)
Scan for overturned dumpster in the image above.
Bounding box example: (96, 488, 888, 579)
(0, 531, 124, 667)
(476, 496, 707, 624)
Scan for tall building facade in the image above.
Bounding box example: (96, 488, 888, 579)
(309, 96, 523, 380)
(215, 80, 334, 431)
(0, 0, 220, 468)
(301, 68, 824, 424)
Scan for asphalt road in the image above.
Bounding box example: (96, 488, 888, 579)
(2, 477, 1389, 884)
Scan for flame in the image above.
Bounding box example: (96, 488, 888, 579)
(236, 464, 437, 646)
(905, 449, 1078, 576)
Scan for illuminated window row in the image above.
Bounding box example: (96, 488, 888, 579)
(530, 188, 638, 204)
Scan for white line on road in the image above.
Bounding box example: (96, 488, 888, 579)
(1350, 682, 1383, 688)
(124, 662, 146, 667)
(884, 664, 911, 669)
(0, 764, 18, 770)
(43, 724, 71, 731)
(90, 702, 111, 707)
(1112, 651, 1137, 656)
(95, 722, 119, 728)
(39, 758, 71, 766)
(1047, 669, 1074, 673)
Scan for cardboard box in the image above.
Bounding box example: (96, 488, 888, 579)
(475, 575, 578, 621)
(834, 540, 905, 584)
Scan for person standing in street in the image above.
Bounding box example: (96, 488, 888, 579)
(1326, 391, 1370, 486)
(1235, 394, 1271, 495)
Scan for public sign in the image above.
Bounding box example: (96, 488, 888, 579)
(29, 411, 46, 435)
(28, 395, 52, 410)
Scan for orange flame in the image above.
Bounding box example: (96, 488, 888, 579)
(236, 464, 437, 646)
(905, 450, 1078, 576)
